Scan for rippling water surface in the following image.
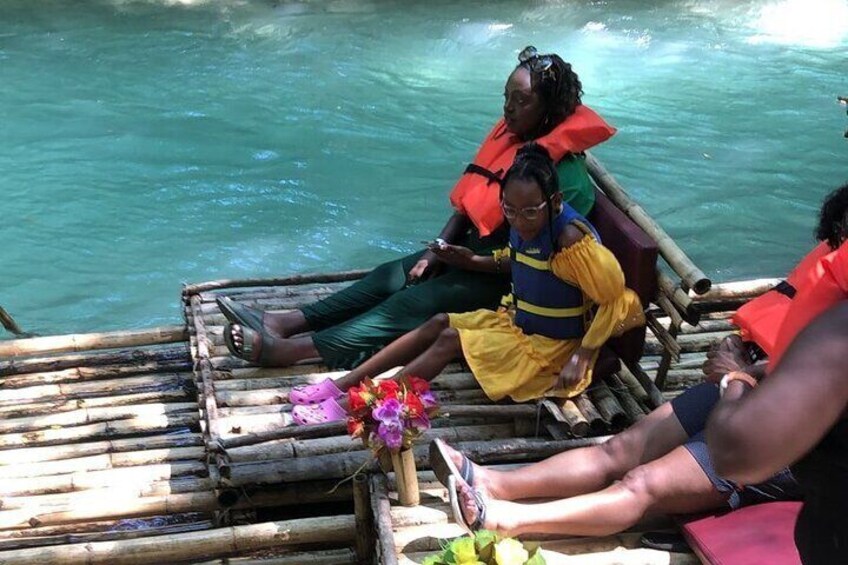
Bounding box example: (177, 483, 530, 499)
(1, 0, 846, 335)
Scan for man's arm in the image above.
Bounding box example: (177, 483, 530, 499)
(706, 302, 848, 485)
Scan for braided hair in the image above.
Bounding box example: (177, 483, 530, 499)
(516, 49, 583, 137)
(501, 142, 561, 250)
(816, 182, 848, 249)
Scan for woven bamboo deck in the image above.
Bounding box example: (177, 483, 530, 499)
(0, 271, 771, 564)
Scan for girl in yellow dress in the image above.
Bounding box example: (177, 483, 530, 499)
(292, 143, 644, 425)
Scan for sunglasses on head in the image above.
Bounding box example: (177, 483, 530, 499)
(518, 45, 554, 76)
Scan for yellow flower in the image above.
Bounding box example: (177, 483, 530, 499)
(450, 537, 479, 565)
(494, 538, 529, 565)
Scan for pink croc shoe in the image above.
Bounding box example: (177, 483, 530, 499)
(292, 397, 348, 426)
(288, 378, 343, 405)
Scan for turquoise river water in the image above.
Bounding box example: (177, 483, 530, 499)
(1, 0, 846, 336)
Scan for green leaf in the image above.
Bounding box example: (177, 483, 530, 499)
(524, 550, 547, 565)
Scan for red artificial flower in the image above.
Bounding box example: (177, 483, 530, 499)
(376, 379, 400, 399)
(348, 387, 368, 412)
(406, 376, 431, 395)
(404, 391, 425, 418)
(347, 417, 365, 438)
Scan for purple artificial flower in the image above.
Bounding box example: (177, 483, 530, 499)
(419, 390, 437, 409)
(377, 419, 404, 450)
(372, 397, 403, 423)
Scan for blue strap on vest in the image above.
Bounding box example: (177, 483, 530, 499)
(509, 204, 599, 339)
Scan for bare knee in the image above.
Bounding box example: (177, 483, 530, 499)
(433, 326, 461, 356)
(428, 313, 451, 330)
(618, 465, 662, 513)
(598, 432, 642, 480)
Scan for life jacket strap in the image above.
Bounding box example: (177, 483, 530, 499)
(464, 163, 503, 186)
(516, 299, 590, 319)
(773, 280, 797, 299)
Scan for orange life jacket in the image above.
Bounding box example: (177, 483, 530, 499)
(767, 240, 848, 371)
(732, 242, 831, 357)
(449, 104, 616, 236)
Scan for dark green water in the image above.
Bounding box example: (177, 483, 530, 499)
(1, 0, 846, 335)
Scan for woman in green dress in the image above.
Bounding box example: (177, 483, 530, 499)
(220, 47, 616, 386)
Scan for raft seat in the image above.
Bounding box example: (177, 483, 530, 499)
(588, 187, 658, 367)
(680, 501, 802, 565)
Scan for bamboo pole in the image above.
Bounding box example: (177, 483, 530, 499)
(0, 359, 192, 389)
(0, 412, 200, 451)
(0, 518, 213, 552)
(0, 433, 202, 466)
(656, 270, 700, 325)
(0, 402, 197, 435)
(14, 492, 219, 529)
(182, 269, 370, 296)
(0, 374, 192, 406)
(0, 446, 206, 480)
(224, 481, 353, 509)
(0, 515, 357, 565)
(225, 423, 515, 463)
(353, 473, 375, 564)
(0, 477, 216, 511)
(588, 382, 628, 430)
(371, 474, 400, 565)
(644, 311, 681, 360)
(606, 374, 646, 423)
(0, 389, 193, 420)
(194, 549, 358, 565)
(226, 436, 612, 486)
(0, 344, 190, 378)
(586, 153, 711, 294)
(542, 400, 589, 438)
(0, 326, 187, 358)
(692, 278, 779, 303)
(0, 461, 208, 497)
(0, 306, 29, 338)
(618, 364, 664, 409)
(573, 394, 607, 434)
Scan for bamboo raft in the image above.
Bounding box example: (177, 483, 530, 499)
(0, 154, 783, 564)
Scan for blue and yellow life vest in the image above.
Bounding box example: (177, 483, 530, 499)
(509, 205, 600, 340)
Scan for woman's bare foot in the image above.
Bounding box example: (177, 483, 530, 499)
(456, 479, 517, 535)
(439, 441, 505, 499)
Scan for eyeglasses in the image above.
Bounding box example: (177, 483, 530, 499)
(518, 45, 554, 76)
(501, 200, 548, 221)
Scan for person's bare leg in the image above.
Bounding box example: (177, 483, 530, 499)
(262, 310, 311, 338)
(334, 314, 453, 390)
(230, 323, 320, 366)
(460, 445, 728, 537)
(443, 401, 689, 501)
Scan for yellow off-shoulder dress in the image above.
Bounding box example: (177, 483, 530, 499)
(448, 234, 645, 402)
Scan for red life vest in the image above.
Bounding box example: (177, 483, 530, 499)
(449, 105, 616, 236)
(767, 240, 848, 371)
(732, 242, 831, 357)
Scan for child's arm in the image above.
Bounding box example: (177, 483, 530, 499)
(551, 227, 644, 388)
(429, 244, 511, 274)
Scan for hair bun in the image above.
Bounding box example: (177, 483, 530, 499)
(515, 142, 553, 164)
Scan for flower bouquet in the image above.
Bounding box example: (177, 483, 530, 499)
(347, 376, 438, 505)
(423, 531, 546, 565)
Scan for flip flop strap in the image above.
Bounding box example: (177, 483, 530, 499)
(469, 488, 487, 531)
(460, 456, 474, 487)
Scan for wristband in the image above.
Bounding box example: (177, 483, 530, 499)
(719, 371, 758, 397)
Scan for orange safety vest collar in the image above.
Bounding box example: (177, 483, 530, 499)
(449, 104, 616, 236)
(768, 240, 848, 371)
(732, 242, 831, 357)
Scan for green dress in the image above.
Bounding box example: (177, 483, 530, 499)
(301, 155, 595, 369)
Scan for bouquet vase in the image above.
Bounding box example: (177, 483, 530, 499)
(390, 448, 419, 506)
